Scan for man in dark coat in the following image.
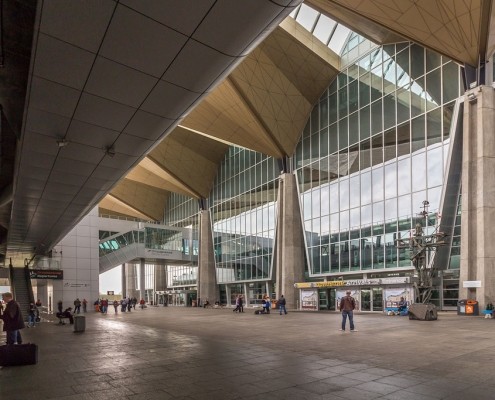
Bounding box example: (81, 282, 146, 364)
(1, 292, 25, 344)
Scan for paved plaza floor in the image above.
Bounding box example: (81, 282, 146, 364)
(1, 306, 494, 399)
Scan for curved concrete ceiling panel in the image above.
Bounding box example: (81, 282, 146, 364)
(8, 0, 302, 263)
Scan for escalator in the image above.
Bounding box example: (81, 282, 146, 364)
(9, 266, 34, 321)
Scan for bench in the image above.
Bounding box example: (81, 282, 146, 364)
(56, 313, 73, 325)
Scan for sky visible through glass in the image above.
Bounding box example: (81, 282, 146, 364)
(289, 3, 350, 55)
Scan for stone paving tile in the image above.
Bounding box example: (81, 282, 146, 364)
(347, 371, 384, 382)
(381, 390, 441, 400)
(442, 384, 495, 400)
(296, 380, 342, 395)
(354, 380, 402, 395)
(305, 367, 341, 380)
(320, 375, 365, 388)
(127, 390, 177, 400)
(332, 386, 384, 400)
(2, 309, 495, 399)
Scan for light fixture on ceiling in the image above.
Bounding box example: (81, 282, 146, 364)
(56, 139, 69, 148)
(105, 146, 116, 158)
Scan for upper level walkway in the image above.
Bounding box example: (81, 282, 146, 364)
(1, 308, 494, 399)
(99, 216, 198, 273)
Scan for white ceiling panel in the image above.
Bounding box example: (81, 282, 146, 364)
(28, 77, 80, 118)
(92, 165, 130, 182)
(163, 40, 236, 93)
(73, 93, 135, 131)
(141, 81, 201, 119)
(52, 157, 96, 177)
(21, 131, 59, 156)
(194, 0, 288, 56)
(56, 144, 105, 165)
(84, 177, 114, 192)
(66, 120, 120, 148)
(84, 177, 114, 191)
(99, 156, 138, 175)
(120, 0, 216, 36)
(85, 57, 158, 108)
(113, 134, 154, 157)
(123, 110, 175, 141)
(49, 170, 88, 188)
(25, 108, 71, 138)
(33, 33, 95, 90)
(39, 0, 116, 53)
(22, 151, 56, 170)
(100, 5, 189, 77)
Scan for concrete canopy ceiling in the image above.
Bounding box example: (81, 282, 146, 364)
(104, 1, 494, 222)
(5, 0, 302, 264)
(102, 16, 341, 218)
(6, 0, 492, 263)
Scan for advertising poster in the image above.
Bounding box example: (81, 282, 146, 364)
(384, 288, 411, 307)
(301, 289, 318, 310)
(336, 289, 360, 311)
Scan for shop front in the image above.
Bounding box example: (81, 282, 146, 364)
(295, 277, 413, 312)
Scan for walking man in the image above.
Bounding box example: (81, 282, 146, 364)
(278, 295, 287, 315)
(339, 290, 357, 332)
(1, 292, 25, 344)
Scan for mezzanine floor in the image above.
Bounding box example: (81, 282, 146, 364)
(1, 306, 494, 400)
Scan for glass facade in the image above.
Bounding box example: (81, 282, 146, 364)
(127, 35, 464, 310)
(210, 147, 279, 284)
(294, 42, 461, 277)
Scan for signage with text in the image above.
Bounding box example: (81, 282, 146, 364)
(30, 269, 63, 280)
(294, 276, 410, 289)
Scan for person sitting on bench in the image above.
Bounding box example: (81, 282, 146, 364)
(397, 297, 407, 313)
(56, 307, 74, 324)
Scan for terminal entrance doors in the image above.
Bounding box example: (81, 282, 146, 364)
(360, 288, 383, 311)
(319, 289, 336, 310)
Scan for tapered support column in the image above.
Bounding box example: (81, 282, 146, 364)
(460, 85, 495, 308)
(275, 173, 305, 309)
(198, 210, 218, 304)
(121, 264, 126, 298)
(140, 258, 146, 301)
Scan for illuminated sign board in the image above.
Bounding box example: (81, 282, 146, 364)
(29, 269, 63, 280)
(294, 277, 409, 289)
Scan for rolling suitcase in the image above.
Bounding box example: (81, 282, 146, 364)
(0, 343, 38, 366)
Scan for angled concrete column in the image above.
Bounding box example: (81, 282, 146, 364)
(140, 258, 146, 301)
(198, 210, 218, 304)
(126, 263, 138, 299)
(275, 173, 305, 309)
(460, 85, 495, 308)
(154, 265, 167, 291)
(121, 264, 126, 298)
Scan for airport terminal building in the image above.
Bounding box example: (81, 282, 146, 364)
(3, 2, 495, 315)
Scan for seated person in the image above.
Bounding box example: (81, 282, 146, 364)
(397, 297, 407, 313)
(203, 300, 210, 308)
(57, 307, 74, 324)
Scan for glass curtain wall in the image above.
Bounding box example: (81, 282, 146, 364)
(210, 147, 279, 284)
(294, 42, 461, 277)
(164, 193, 199, 228)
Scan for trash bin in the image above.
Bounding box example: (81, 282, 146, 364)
(73, 315, 85, 333)
(466, 300, 479, 316)
(457, 299, 467, 315)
